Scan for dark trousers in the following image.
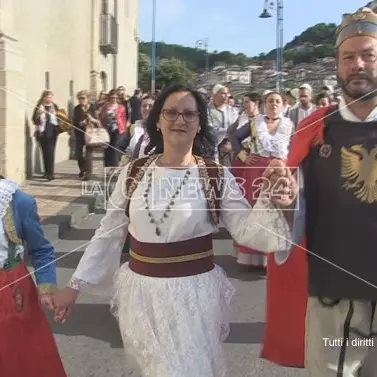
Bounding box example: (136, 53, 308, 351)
(75, 131, 93, 174)
(38, 125, 58, 177)
(104, 129, 120, 167)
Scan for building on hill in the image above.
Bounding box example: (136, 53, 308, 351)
(0, 0, 138, 183)
(195, 57, 337, 98)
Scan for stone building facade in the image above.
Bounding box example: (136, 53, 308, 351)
(0, 0, 138, 183)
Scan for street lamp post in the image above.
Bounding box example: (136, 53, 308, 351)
(260, 0, 284, 92)
(151, 0, 157, 95)
(195, 38, 209, 93)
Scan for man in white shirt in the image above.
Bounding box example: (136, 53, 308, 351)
(288, 83, 317, 128)
(207, 84, 238, 164)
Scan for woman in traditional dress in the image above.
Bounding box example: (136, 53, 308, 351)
(52, 85, 291, 377)
(0, 177, 66, 377)
(230, 91, 294, 269)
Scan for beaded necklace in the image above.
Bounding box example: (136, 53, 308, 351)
(143, 157, 193, 236)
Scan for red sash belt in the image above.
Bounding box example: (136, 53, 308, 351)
(128, 234, 214, 278)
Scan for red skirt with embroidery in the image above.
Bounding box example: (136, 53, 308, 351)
(231, 154, 276, 259)
(0, 262, 67, 377)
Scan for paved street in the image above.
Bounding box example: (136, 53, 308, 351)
(47, 211, 308, 377)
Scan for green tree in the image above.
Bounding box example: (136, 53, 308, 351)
(156, 58, 194, 89)
(138, 53, 151, 92)
(138, 22, 338, 75)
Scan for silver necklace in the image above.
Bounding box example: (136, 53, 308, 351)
(143, 166, 191, 236)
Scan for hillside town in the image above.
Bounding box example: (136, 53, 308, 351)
(195, 56, 338, 97)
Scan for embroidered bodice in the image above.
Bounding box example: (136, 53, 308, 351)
(245, 114, 294, 159)
(0, 180, 23, 266)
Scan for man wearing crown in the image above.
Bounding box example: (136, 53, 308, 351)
(261, 7, 377, 377)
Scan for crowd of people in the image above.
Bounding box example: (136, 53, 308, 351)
(1, 5, 377, 377)
(31, 86, 148, 181)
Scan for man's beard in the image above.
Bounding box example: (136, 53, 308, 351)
(337, 71, 377, 100)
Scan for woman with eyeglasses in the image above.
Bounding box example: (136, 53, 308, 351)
(52, 85, 291, 377)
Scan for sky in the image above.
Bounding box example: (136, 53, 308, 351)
(138, 0, 370, 57)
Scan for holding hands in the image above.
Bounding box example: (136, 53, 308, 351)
(38, 286, 79, 324)
(262, 159, 298, 207)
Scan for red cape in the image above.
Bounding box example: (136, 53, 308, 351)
(260, 106, 334, 367)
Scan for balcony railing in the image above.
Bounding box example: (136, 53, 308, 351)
(100, 14, 118, 55)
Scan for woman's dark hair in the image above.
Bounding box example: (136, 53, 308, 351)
(244, 92, 262, 110)
(145, 85, 216, 157)
(315, 92, 331, 105)
(36, 90, 53, 107)
(244, 92, 261, 104)
(108, 89, 118, 97)
(142, 95, 153, 102)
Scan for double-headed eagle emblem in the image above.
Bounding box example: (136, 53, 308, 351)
(340, 144, 377, 204)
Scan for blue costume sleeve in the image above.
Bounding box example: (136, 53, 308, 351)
(13, 190, 57, 292)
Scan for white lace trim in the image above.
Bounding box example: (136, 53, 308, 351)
(111, 264, 234, 377)
(254, 114, 292, 159)
(0, 179, 19, 220)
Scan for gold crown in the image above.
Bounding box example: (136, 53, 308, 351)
(336, 7, 377, 47)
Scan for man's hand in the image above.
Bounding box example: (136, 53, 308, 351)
(262, 159, 298, 207)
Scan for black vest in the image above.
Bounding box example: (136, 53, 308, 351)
(303, 107, 377, 300)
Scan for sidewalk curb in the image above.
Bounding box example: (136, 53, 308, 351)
(41, 196, 97, 242)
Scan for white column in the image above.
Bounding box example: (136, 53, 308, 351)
(90, 0, 101, 102)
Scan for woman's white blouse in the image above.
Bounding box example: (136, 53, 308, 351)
(72, 161, 291, 297)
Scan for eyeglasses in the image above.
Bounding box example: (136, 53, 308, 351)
(79, 97, 86, 100)
(161, 109, 199, 123)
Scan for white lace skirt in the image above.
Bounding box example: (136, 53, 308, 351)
(111, 263, 235, 377)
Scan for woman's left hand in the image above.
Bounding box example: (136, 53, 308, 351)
(244, 155, 257, 166)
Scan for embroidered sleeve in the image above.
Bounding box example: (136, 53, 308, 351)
(70, 164, 130, 298)
(18, 192, 57, 290)
(219, 167, 292, 253)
